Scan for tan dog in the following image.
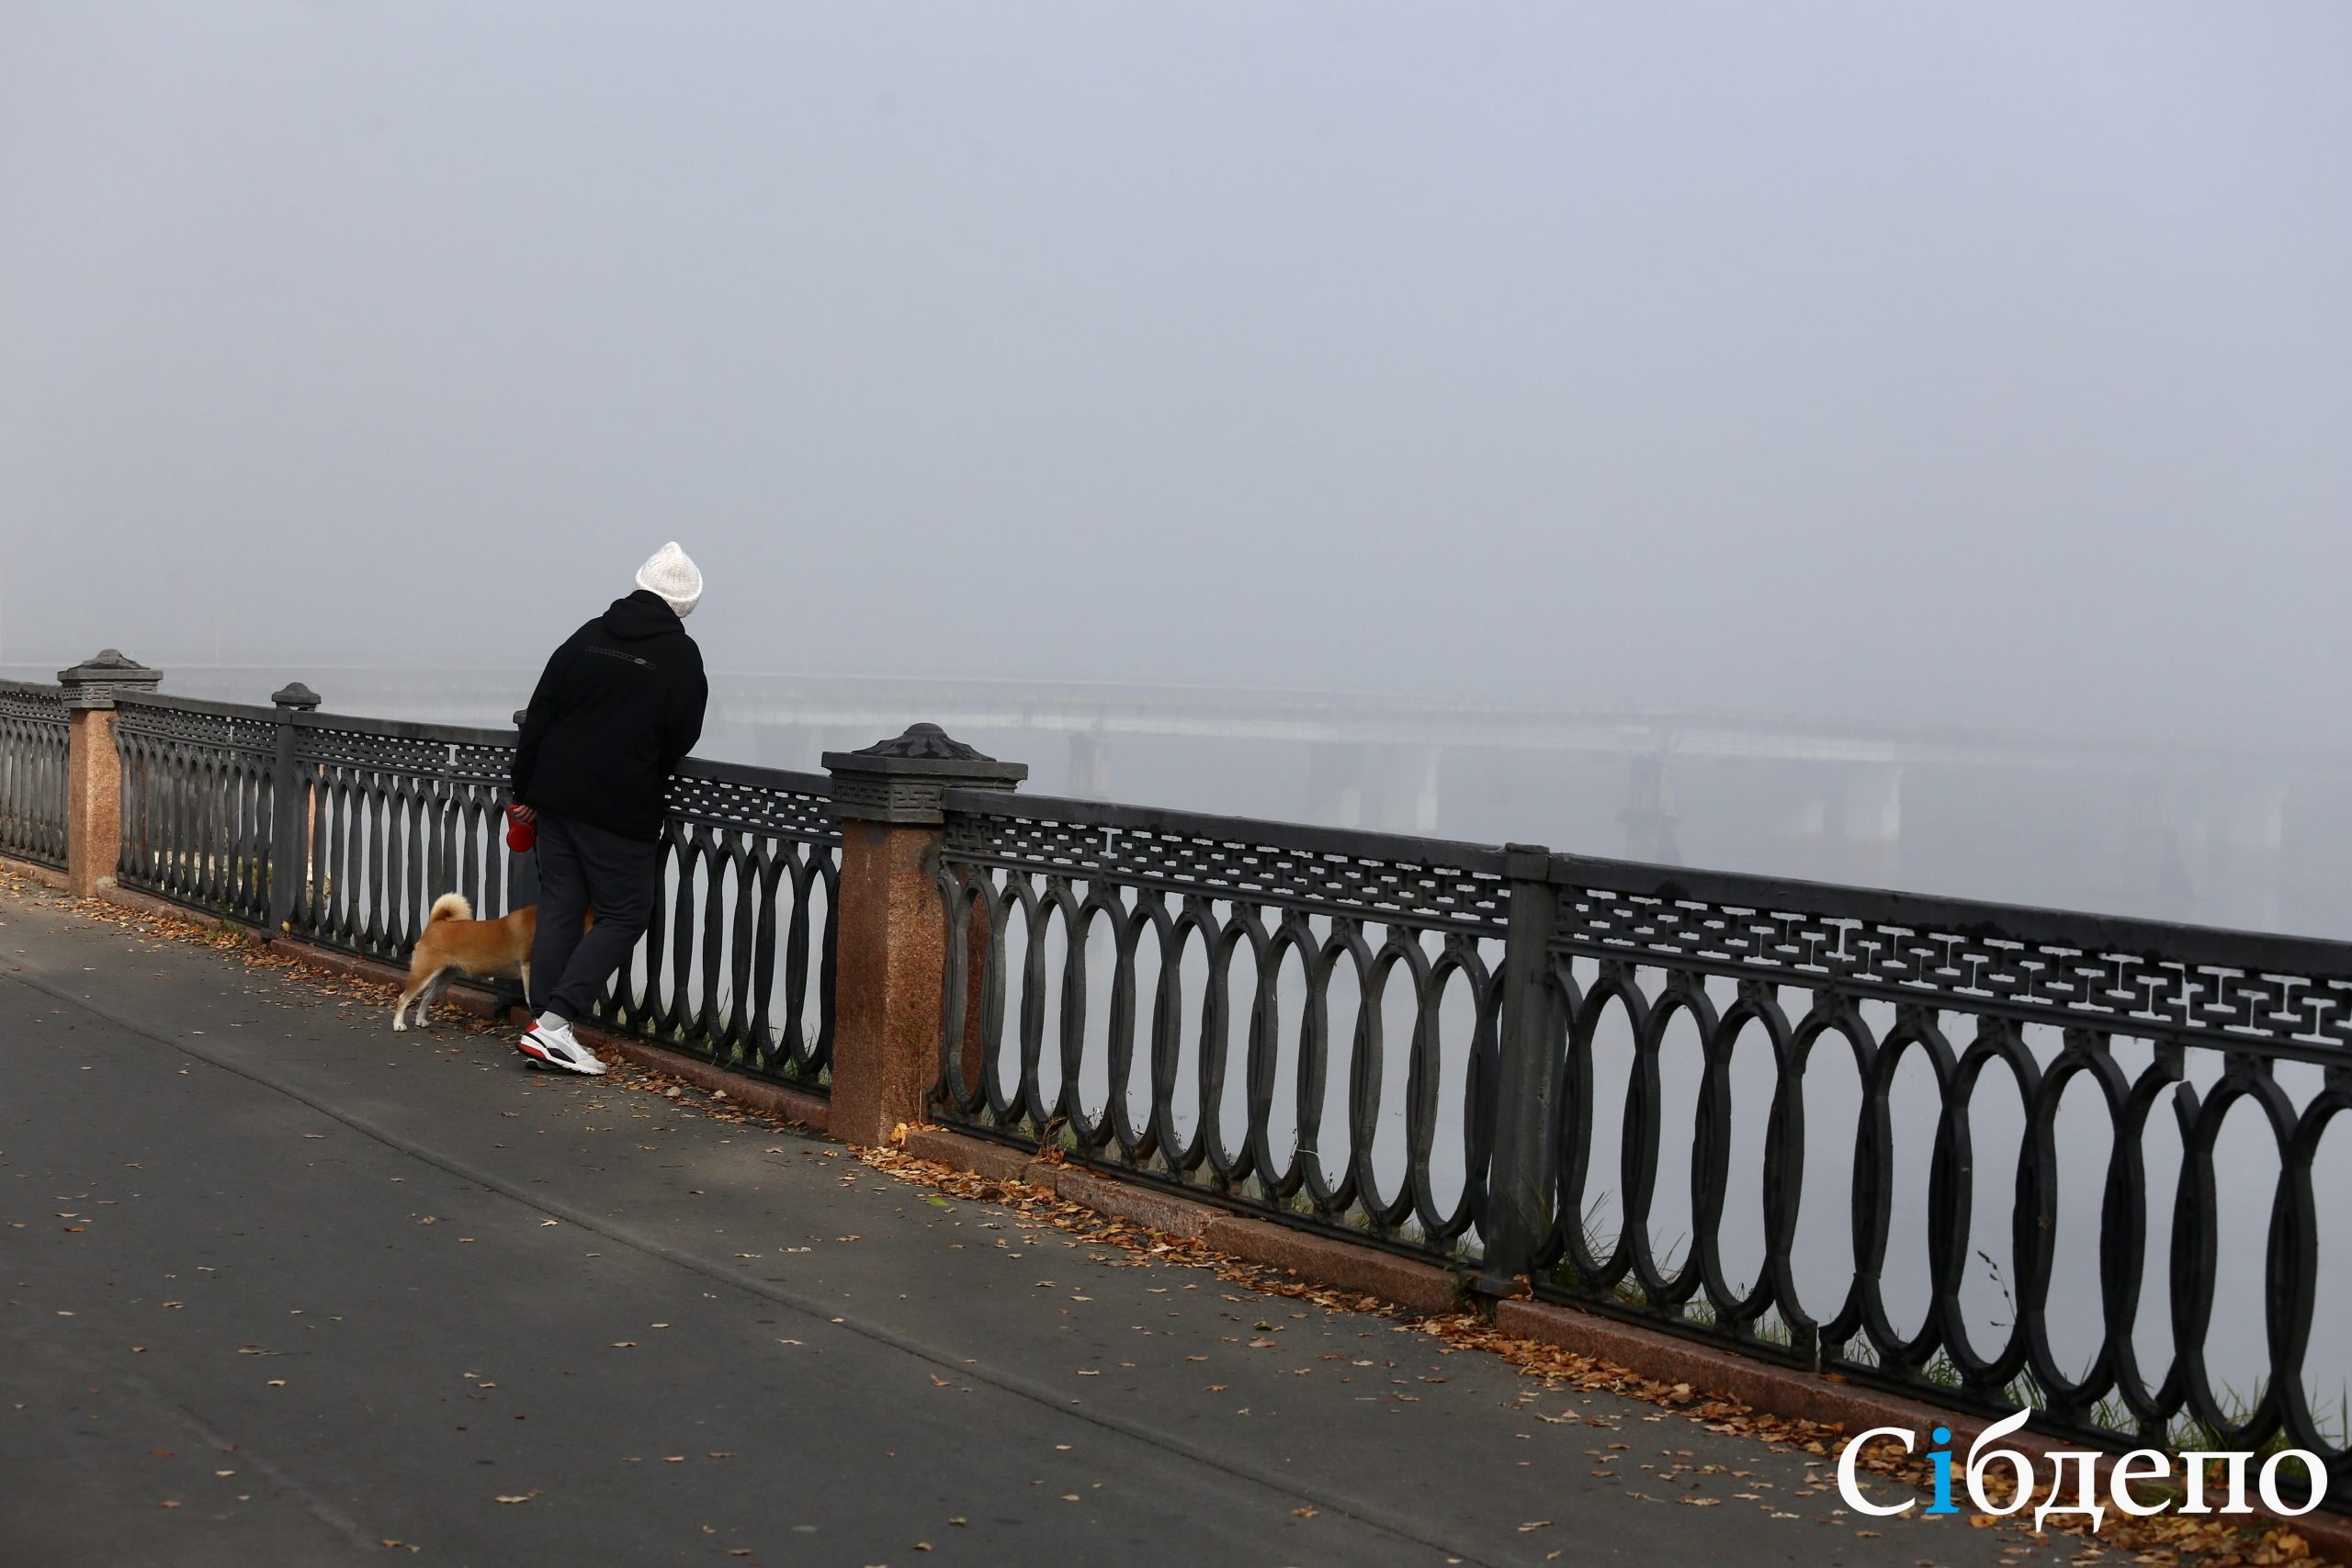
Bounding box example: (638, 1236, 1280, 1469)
(391, 894, 587, 1032)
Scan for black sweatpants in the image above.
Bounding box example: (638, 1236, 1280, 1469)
(528, 809, 660, 1023)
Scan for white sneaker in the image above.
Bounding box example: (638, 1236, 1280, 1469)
(516, 1019, 607, 1076)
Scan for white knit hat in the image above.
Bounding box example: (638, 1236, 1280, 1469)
(635, 541, 703, 617)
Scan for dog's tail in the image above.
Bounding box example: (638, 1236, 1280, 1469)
(426, 892, 473, 924)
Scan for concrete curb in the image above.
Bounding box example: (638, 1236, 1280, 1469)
(568, 1019, 831, 1134)
(0, 861, 210, 927)
(0, 856, 70, 893)
(104, 882, 261, 934)
(899, 1125, 1461, 1314)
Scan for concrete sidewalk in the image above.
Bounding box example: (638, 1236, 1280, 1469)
(0, 878, 2062, 1568)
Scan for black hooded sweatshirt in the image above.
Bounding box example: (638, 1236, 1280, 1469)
(512, 590, 708, 840)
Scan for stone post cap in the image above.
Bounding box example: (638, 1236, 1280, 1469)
(822, 723, 1028, 826)
(271, 682, 322, 711)
(55, 649, 163, 710)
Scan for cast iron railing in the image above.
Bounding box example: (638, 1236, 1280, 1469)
(616, 759, 839, 1083)
(0, 679, 71, 870)
(286, 709, 529, 958)
(109, 694, 840, 1089)
(932, 794, 2352, 1506)
(1519, 852, 2352, 1503)
(115, 694, 281, 924)
(933, 791, 1511, 1262)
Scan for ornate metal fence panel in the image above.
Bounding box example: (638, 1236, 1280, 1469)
(113, 695, 279, 923)
(1524, 853, 2352, 1506)
(288, 718, 840, 1088)
(90, 693, 838, 1091)
(932, 790, 1512, 1266)
(0, 680, 71, 869)
(930, 787, 2352, 1505)
(601, 760, 840, 1086)
(288, 713, 520, 957)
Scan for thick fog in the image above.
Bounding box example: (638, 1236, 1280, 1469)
(6, 6, 2350, 1404)
(6, 4, 2350, 928)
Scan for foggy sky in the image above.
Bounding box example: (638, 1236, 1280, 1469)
(4, 3, 2346, 751)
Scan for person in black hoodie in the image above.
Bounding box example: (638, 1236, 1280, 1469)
(507, 541, 707, 1074)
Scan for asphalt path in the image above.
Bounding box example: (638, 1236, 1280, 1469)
(0, 879, 2064, 1567)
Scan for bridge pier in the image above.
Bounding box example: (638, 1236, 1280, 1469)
(1621, 752, 1680, 865)
(1388, 744, 1442, 835)
(2209, 778, 2289, 932)
(1304, 743, 1440, 833)
(1777, 763, 1904, 886)
(1067, 729, 1112, 800)
(1305, 743, 1366, 829)
(1829, 762, 1904, 888)
(2120, 773, 2196, 923)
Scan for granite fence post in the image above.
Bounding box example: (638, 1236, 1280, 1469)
(821, 724, 1024, 1145)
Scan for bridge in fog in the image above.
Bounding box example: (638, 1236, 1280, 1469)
(13, 660, 2346, 936)
(77, 662, 2348, 768)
